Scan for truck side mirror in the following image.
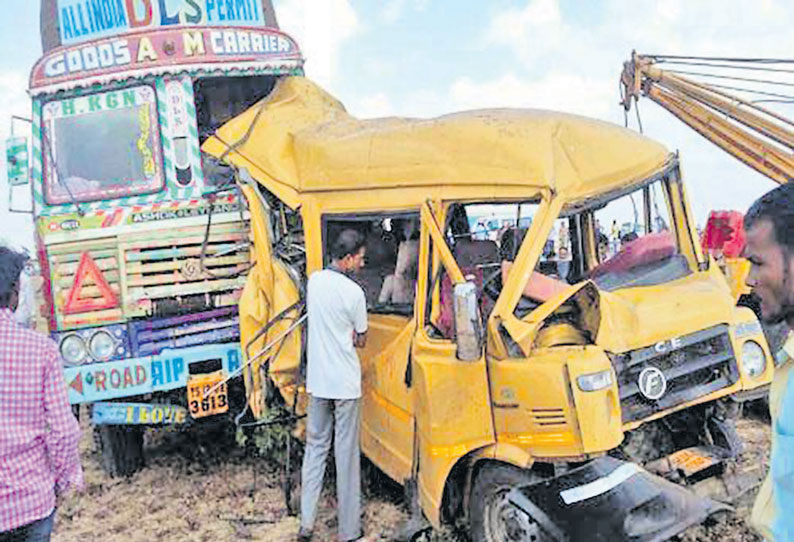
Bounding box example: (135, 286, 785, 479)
(6, 136, 30, 186)
(453, 281, 484, 361)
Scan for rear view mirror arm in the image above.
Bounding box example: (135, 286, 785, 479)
(7, 116, 33, 214)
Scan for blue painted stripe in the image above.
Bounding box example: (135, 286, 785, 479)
(64, 343, 242, 404)
(93, 402, 188, 425)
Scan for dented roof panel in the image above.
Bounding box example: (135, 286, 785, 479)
(202, 76, 670, 207)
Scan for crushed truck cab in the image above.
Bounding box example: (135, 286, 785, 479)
(203, 76, 772, 540)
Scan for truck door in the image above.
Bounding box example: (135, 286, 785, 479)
(411, 202, 495, 520)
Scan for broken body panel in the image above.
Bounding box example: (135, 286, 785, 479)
(203, 76, 773, 534)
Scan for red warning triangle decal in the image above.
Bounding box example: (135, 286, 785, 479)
(63, 252, 119, 315)
(69, 372, 83, 395)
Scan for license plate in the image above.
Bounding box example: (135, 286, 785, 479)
(187, 371, 228, 419)
(668, 447, 718, 477)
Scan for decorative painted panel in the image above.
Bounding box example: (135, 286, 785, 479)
(64, 342, 241, 404)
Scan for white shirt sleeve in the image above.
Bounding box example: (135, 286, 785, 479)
(353, 288, 368, 334)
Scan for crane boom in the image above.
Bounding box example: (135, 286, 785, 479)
(620, 52, 794, 184)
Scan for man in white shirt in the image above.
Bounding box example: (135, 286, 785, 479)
(299, 229, 369, 542)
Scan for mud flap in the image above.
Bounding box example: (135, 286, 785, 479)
(507, 456, 728, 542)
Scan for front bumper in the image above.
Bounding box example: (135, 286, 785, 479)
(507, 456, 726, 541)
(63, 343, 242, 405)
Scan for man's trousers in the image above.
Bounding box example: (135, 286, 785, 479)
(300, 396, 361, 541)
(0, 511, 55, 542)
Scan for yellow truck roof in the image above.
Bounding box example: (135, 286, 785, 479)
(202, 76, 670, 209)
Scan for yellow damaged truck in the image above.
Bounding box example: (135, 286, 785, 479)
(203, 77, 773, 541)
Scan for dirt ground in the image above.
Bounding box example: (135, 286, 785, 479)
(53, 414, 771, 542)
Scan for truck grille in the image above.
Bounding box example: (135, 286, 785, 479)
(50, 238, 123, 328)
(122, 221, 249, 318)
(46, 214, 249, 331)
(129, 306, 240, 357)
(614, 324, 739, 423)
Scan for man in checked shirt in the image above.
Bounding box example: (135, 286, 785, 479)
(0, 246, 83, 541)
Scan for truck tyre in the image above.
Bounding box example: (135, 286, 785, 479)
(94, 425, 145, 477)
(469, 463, 550, 542)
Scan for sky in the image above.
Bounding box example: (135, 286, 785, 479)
(2, 0, 793, 250)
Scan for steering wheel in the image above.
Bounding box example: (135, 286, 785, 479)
(482, 267, 542, 316)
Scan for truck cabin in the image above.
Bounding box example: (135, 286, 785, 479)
(37, 74, 282, 207)
(18, 10, 304, 333)
(203, 77, 774, 531)
(313, 164, 687, 348)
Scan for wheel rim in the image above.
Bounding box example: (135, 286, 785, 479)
(484, 487, 544, 541)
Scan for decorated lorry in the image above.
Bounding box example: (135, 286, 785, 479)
(202, 77, 775, 540)
(5, 0, 303, 476)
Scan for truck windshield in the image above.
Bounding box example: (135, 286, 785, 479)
(42, 85, 164, 205)
(588, 179, 689, 291)
(434, 181, 687, 322)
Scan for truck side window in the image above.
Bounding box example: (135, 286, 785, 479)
(324, 214, 420, 316)
(194, 75, 278, 145)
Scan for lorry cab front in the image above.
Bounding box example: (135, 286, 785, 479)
(7, 0, 303, 476)
(202, 76, 772, 539)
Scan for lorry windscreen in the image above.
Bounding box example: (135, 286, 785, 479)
(42, 85, 164, 205)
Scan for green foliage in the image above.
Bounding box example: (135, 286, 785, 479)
(235, 407, 296, 466)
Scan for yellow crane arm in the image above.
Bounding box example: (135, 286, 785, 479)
(621, 52, 794, 185)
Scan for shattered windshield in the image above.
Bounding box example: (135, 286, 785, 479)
(42, 86, 164, 205)
(433, 182, 689, 327)
(588, 179, 690, 291)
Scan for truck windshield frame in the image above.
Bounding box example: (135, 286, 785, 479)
(581, 174, 689, 291)
(41, 84, 165, 205)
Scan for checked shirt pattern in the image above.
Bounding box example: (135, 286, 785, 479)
(0, 309, 83, 533)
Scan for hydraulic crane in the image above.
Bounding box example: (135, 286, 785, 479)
(620, 52, 794, 349)
(620, 52, 794, 184)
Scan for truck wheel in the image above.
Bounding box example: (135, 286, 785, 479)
(469, 463, 550, 542)
(94, 425, 145, 477)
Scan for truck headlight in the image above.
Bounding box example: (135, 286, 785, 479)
(60, 334, 87, 366)
(89, 330, 116, 361)
(741, 340, 766, 378)
(577, 370, 613, 392)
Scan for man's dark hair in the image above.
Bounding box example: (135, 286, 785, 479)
(745, 183, 794, 252)
(0, 246, 29, 308)
(330, 229, 366, 261)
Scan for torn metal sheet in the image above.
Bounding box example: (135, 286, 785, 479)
(508, 456, 727, 542)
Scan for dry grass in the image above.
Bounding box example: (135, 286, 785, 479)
(53, 417, 409, 542)
(52, 414, 771, 541)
